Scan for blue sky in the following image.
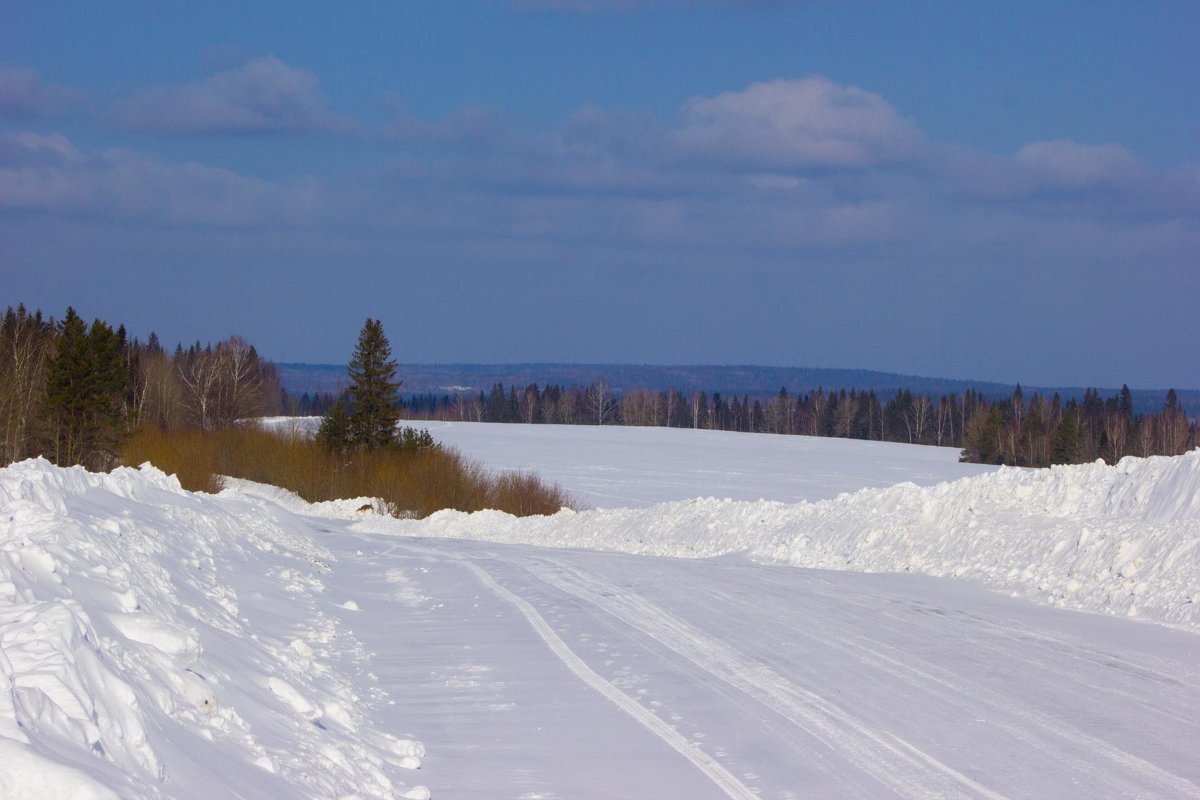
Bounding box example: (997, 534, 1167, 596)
(2, 1, 1197, 388)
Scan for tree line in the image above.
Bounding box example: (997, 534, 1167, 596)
(1, 304, 280, 470)
(395, 380, 1197, 466)
(6, 302, 1193, 471)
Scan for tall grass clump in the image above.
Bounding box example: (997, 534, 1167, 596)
(121, 425, 572, 518)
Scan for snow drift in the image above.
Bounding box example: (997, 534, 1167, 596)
(358, 451, 1200, 631)
(0, 459, 427, 800)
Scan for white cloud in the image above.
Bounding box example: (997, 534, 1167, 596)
(675, 77, 924, 170)
(110, 57, 344, 135)
(1015, 139, 1142, 189)
(0, 132, 321, 226)
(0, 131, 82, 162)
(383, 100, 506, 145)
(0, 67, 84, 118)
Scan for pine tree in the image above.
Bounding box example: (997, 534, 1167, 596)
(346, 318, 401, 448)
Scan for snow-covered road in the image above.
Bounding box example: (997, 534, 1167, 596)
(6, 444, 1200, 799)
(321, 521, 1200, 800)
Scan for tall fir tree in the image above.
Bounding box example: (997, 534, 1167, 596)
(44, 309, 127, 468)
(346, 318, 401, 448)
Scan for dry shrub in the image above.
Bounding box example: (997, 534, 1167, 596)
(120, 425, 572, 518)
(486, 471, 571, 517)
(120, 426, 223, 493)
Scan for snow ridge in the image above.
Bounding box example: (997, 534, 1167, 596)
(0, 458, 427, 800)
(359, 450, 1200, 631)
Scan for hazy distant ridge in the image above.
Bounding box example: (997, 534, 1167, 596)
(277, 363, 1198, 416)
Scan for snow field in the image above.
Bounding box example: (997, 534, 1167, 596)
(257, 417, 997, 507)
(355, 450, 1200, 631)
(0, 459, 428, 800)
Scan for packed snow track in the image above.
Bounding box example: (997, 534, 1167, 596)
(338, 528, 1200, 800)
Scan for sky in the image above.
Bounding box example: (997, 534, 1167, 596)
(1, 1, 1197, 389)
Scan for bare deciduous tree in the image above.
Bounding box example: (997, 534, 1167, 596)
(833, 393, 860, 438)
(587, 378, 618, 426)
(0, 306, 52, 462)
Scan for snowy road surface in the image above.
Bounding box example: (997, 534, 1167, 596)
(5, 448, 1200, 799)
(319, 521, 1200, 800)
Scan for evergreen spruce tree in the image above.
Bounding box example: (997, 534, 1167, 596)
(487, 383, 507, 422)
(316, 394, 352, 452)
(44, 309, 127, 468)
(346, 318, 401, 448)
(1119, 384, 1134, 422)
(45, 308, 91, 465)
(960, 405, 1003, 464)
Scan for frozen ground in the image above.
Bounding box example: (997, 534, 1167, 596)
(4, 429, 1200, 799)
(261, 418, 996, 507)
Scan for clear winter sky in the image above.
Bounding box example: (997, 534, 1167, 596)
(2, 1, 1197, 388)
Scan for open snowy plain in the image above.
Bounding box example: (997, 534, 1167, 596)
(3, 424, 1200, 799)
(264, 418, 998, 508)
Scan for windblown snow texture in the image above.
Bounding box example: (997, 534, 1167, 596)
(0, 459, 427, 800)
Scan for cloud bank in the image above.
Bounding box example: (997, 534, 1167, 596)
(676, 78, 924, 170)
(3, 62, 1196, 384)
(109, 57, 344, 135)
(0, 67, 84, 119)
(4, 68, 1195, 258)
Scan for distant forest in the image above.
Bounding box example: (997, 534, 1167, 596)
(277, 362, 1200, 417)
(296, 379, 1198, 468)
(0, 305, 280, 470)
(3, 304, 1195, 471)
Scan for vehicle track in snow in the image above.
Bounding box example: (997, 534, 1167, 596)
(374, 538, 1200, 799)
(676, 566, 1200, 796)
(774, 566, 1200, 793)
(511, 555, 1013, 800)
(456, 559, 761, 800)
(516, 552, 1200, 800)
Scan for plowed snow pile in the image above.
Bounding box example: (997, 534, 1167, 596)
(0, 459, 427, 800)
(360, 450, 1200, 631)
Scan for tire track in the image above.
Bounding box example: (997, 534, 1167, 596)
(821, 631, 1200, 799)
(520, 556, 1012, 800)
(684, 576, 1200, 797)
(457, 559, 760, 800)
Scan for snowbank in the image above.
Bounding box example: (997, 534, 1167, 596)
(0, 458, 427, 800)
(357, 451, 1200, 632)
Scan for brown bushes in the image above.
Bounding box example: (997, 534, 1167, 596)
(121, 425, 572, 518)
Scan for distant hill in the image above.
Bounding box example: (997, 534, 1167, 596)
(277, 363, 1199, 417)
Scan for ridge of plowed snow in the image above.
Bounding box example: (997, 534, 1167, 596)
(355, 450, 1200, 631)
(0, 458, 428, 800)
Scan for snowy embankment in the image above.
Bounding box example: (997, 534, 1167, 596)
(357, 451, 1200, 631)
(0, 459, 427, 800)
